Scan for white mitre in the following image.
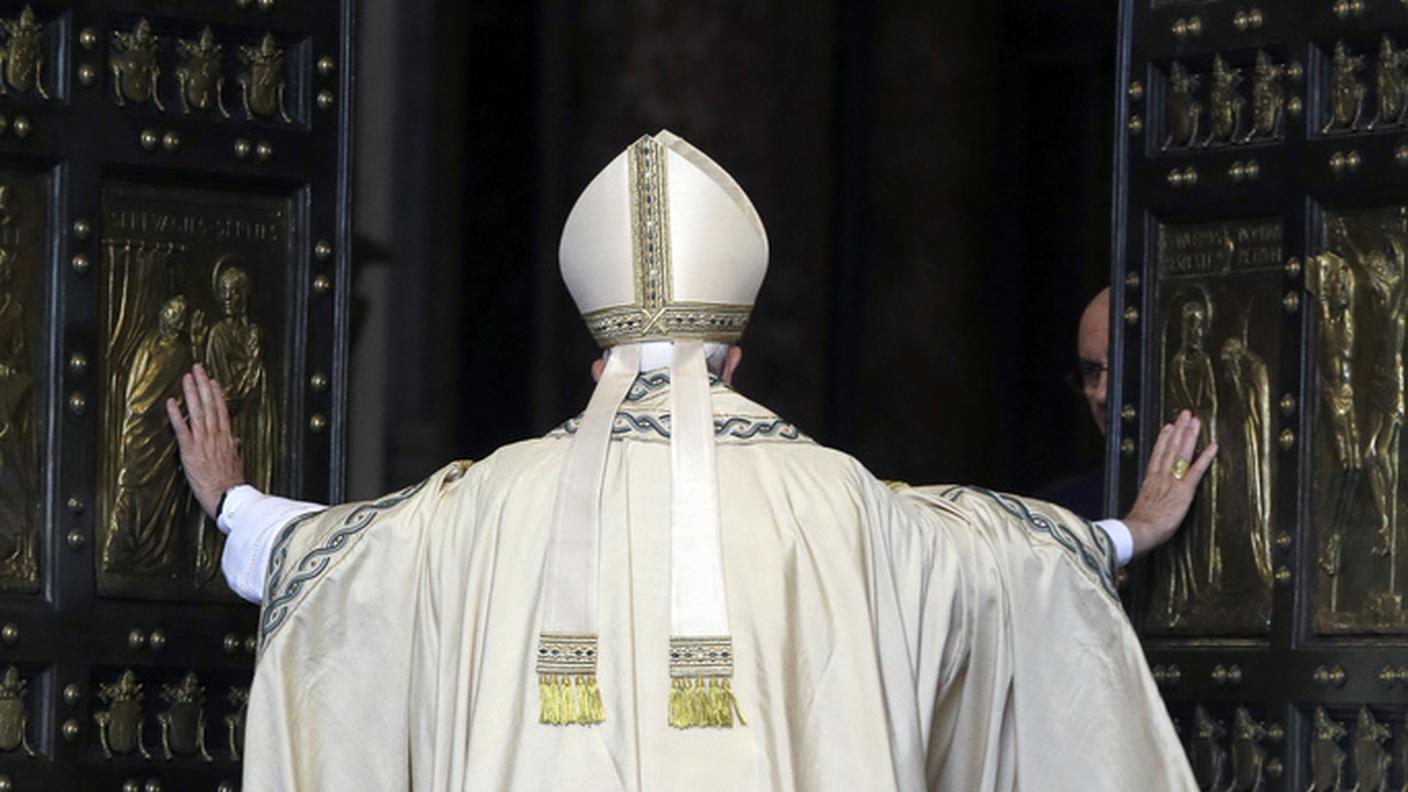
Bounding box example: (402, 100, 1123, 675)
(539, 131, 766, 730)
(560, 130, 768, 347)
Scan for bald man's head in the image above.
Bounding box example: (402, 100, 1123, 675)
(1077, 288, 1110, 435)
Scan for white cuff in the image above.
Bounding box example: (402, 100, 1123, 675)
(1095, 519, 1134, 568)
(218, 485, 325, 604)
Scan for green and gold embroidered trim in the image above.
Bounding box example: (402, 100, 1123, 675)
(581, 134, 755, 348)
(668, 636, 744, 729)
(536, 633, 604, 725)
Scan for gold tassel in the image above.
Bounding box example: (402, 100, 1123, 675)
(538, 673, 606, 725)
(668, 677, 745, 729)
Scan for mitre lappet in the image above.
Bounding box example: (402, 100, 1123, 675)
(540, 130, 767, 728)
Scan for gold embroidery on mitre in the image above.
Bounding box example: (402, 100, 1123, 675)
(582, 135, 755, 348)
(536, 633, 604, 725)
(668, 636, 745, 728)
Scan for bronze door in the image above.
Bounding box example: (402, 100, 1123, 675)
(0, 0, 352, 788)
(1115, 1, 1408, 789)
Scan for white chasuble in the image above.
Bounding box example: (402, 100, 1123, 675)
(243, 376, 1195, 791)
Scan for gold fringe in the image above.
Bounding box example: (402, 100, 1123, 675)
(668, 677, 745, 729)
(538, 674, 606, 725)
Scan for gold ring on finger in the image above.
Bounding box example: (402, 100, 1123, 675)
(1171, 459, 1190, 481)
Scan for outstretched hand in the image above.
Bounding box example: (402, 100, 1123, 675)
(166, 363, 246, 520)
(1123, 410, 1218, 558)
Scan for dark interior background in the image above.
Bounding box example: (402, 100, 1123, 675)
(346, 0, 1118, 505)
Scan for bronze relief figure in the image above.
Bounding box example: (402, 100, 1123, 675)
(101, 296, 194, 579)
(238, 32, 291, 123)
(176, 27, 230, 118)
(1323, 40, 1366, 134)
(0, 6, 47, 99)
(1370, 34, 1407, 130)
(110, 19, 164, 110)
(1164, 61, 1203, 150)
(1243, 50, 1285, 143)
(1204, 55, 1245, 147)
(0, 217, 34, 584)
(191, 261, 273, 586)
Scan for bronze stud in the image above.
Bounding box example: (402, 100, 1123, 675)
(148, 629, 166, 651)
(71, 254, 90, 275)
(61, 719, 80, 741)
(1127, 115, 1143, 136)
(1124, 271, 1141, 289)
(145, 780, 161, 792)
(140, 129, 159, 151)
(318, 56, 337, 76)
(128, 628, 146, 650)
(1279, 428, 1295, 450)
(1275, 566, 1291, 585)
(309, 414, 328, 434)
(244, 635, 258, 654)
(12, 117, 29, 139)
(78, 63, 96, 87)
(1229, 162, 1246, 182)
(1124, 306, 1139, 326)
(162, 131, 180, 153)
(1347, 150, 1362, 171)
(313, 275, 332, 295)
(1, 624, 17, 645)
(1120, 438, 1136, 457)
(317, 89, 335, 111)
(68, 353, 88, 375)
(1279, 394, 1296, 415)
(73, 218, 91, 241)
(1283, 291, 1300, 313)
(223, 633, 241, 654)
(234, 138, 252, 159)
(1284, 257, 1301, 279)
(65, 529, 85, 550)
(63, 683, 80, 706)
(66, 496, 84, 514)
(1287, 96, 1303, 117)
(315, 240, 333, 261)
(309, 372, 329, 392)
(68, 392, 87, 415)
(79, 27, 97, 50)
(1128, 81, 1144, 101)
(1243, 160, 1259, 180)
(256, 141, 274, 161)
(257, 0, 275, 9)
(1275, 531, 1291, 550)
(123, 782, 139, 792)
(1121, 405, 1136, 423)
